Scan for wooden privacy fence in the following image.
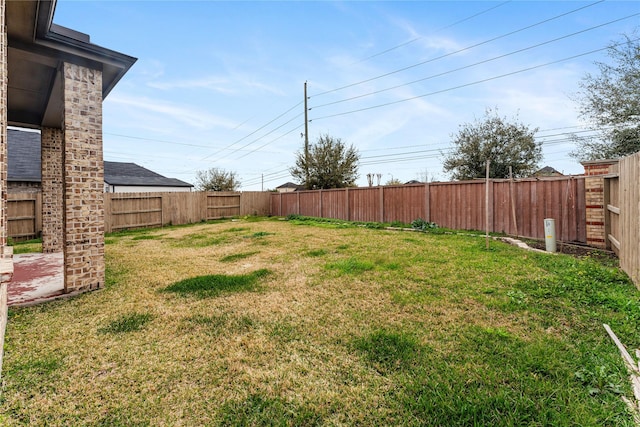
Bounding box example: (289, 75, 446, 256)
(7, 193, 42, 241)
(7, 191, 271, 237)
(105, 191, 270, 232)
(270, 177, 587, 243)
(605, 152, 640, 286)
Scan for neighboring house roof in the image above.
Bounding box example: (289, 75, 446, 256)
(7, 129, 41, 182)
(404, 180, 423, 185)
(533, 166, 563, 177)
(7, 129, 192, 188)
(277, 182, 304, 190)
(104, 162, 192, 188)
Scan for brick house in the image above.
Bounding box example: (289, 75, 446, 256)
(1, 0, 136, 370)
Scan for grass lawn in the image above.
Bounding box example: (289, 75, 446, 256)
(1, 217, 639, 426)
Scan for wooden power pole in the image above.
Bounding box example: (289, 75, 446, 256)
(304, 81, 310, 189)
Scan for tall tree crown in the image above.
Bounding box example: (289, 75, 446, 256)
(443, 109, 541, 180)
(290, 134, 359, 190)
(571, 33, 640, 161)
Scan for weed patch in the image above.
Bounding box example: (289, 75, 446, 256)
(354, 329, 426, 374)
(217, 394, 323, 426)
(163, 269, 271, 298)
(98, 313, 154, 334)
(220, 251, 259, 263)
(223, 227, 250, 233)
(10, 238, 42, 254)
(245, 231, 275, 238)
(131, 234, 164, 241)
(305, 249, 327, 257)
(170, 232, 228, 247)
(325, 257, 375, 275)
(182, 313, 255, 335)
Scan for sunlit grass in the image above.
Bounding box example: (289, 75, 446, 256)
(1, 217, 638, 426)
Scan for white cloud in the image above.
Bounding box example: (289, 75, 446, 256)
(106, 95, 239, 130)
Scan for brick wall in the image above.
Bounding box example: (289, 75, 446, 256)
(41, 127, 64, 253)
(582, 159, 619, 249)
(585, 177, 606, 248)
(62, 63, 104, 293)
(0, 0, 12, 378)
(0, 0, 6, 250)
(583, 160, 619, 176)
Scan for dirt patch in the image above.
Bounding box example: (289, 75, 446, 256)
(524, 239, 618, 262)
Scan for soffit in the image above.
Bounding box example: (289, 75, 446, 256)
(6, 0, 136, 129)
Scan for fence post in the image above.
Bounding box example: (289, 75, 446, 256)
(379, 186, 384, 223)
(319, 190, 323, 217)
(345, 188, 350, 221)
(424, 183, 430, 223)
(603, 177, 612, 251)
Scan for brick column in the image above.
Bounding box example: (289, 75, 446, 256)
(582, 159, 620, 249)
(585, 177, 606, 248)
(0, 0, 13, 378)
(62, 62, 105, 293)
(41, 128, 64, 253)
(0, 0, 7, 250)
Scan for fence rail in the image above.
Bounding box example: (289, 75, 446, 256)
(270, 177, 587, 243)
(8, 191, 271, 236)
(7, 193, 41, 241)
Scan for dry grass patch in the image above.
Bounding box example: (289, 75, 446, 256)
(1, 217, 639, 426)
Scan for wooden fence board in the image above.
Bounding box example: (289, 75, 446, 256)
(269, 177, 588, 244)
(619, 152, 640, 285)
(7, 193, 40, 241)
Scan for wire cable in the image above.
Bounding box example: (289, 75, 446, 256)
(312, 1, 604, 97)
(354, 1, 513, 64)
(311, 13, 638, 110)
(310, 38, 639, 122)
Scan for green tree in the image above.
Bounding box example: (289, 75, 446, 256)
(195, 167, 240, 191)
(290, 134, 359, 189)
(443, 109, 541, 180)
(570, 33, 640, 161)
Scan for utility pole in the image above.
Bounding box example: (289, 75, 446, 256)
(304, 81, 310, 189)
(261, 173, 264, 192)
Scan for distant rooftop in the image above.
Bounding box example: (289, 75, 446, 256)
(8, 129, 192, 188)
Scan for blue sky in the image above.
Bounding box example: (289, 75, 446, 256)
(52, 1, 639, 190)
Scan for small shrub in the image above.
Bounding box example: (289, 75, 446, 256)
(411, 218, 438, 231)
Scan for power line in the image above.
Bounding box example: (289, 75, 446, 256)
(234, 123, 304, 161)
(354, 1, 513, 64)
(310, 13, 638, 110)
(311, 1, 604, 98)
(198, 101, 303, 162)
(310, 39, 638, 122)
(219, 114, 303, 162)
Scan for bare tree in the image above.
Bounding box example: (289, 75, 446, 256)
(195, 167, 240, 191)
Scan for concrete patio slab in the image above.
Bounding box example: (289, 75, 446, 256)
(8, 253, 64, 307)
